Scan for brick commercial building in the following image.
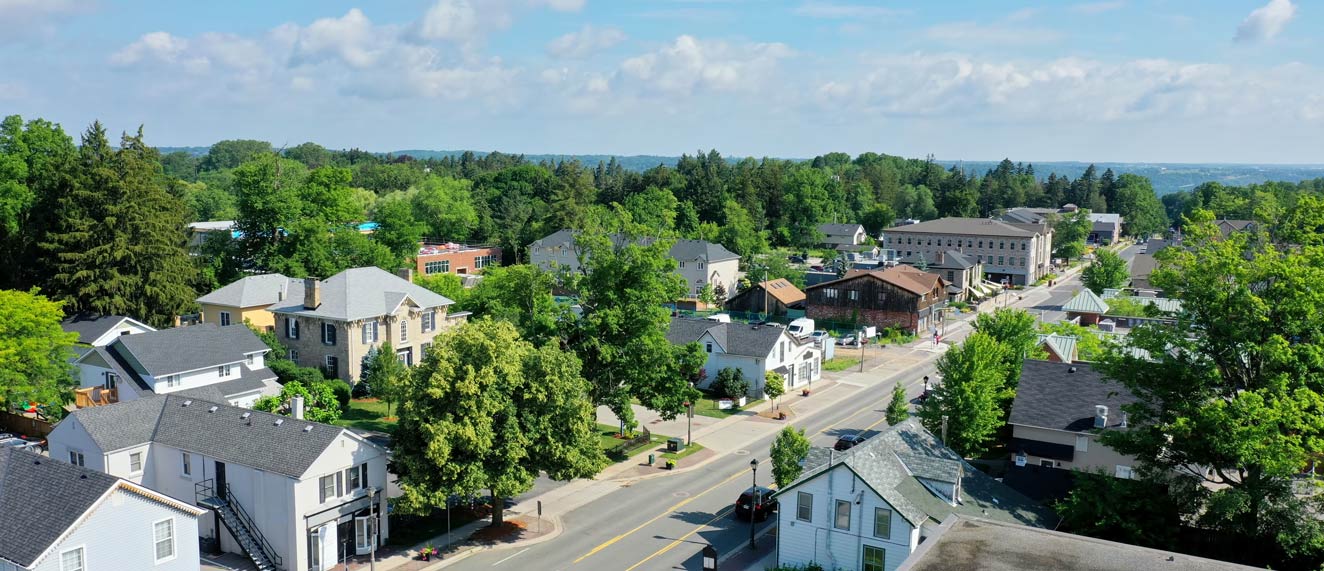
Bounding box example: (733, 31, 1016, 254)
(883, 217, 1053, 286)
(805, 266, 947, 334)
(414, 242, 502, 276)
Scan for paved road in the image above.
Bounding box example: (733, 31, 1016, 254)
(448, 246, 1140, 571)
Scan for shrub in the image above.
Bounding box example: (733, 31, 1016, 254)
(321, 379, 352, 412)
(352, 381, 373, 399)
(713, 368, 751, 399)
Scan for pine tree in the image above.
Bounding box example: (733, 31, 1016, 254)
(43, 123, 196, 326)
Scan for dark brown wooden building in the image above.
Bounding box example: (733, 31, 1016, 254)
(804, 266, 947, 333)
(725, 278, 805, 317)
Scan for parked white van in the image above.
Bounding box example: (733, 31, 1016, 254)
(787, 318, 815, 338)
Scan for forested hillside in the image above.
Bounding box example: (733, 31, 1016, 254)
(7, 115, 1324, 324)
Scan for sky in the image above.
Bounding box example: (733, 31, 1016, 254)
(1, 0, 1320, 164)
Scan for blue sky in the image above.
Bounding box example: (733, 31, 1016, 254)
(1, 0, 1320, 163)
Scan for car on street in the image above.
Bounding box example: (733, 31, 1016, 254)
(810, 330, 830, 343)
(788, 255, 806, 264)
(735, 486, 778, 521)
(834, 433, 867, 451)
(0, 437, 45, 453)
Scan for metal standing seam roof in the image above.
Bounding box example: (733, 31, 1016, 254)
(1099, 289, 1183, 313)
(885, 217, 1046, 238)
(59, 314, 154, 345)
(1036, 334, 1078, 362)
(1062, 289, 1110, 314)
(63, 395, 351, 479)
(1009, 360, 1140, 433)
(109, 323, 271, 377)
(196, 273, 305, 309)
(0, 447, 122, 568)
(267, 266, 455, 322)
(778, 419, 1058, 529)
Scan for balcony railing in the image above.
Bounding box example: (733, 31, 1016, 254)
(74, 387, 118, 408)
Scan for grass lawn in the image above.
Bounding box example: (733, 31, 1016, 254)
(335, 398, 396, 434)
(692, 395, 765, 419)
(822, 356, 862, 372)
(596, 423, 667, 461)
(661, 441, 705, 462)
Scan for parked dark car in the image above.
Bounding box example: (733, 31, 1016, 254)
(735, 486, 778, 521)
(788, 255, 806, 264)
(834, 433, 867, 451)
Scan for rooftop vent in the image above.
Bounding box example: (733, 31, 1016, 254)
(208, 406, 218, 413)
(274, 419, 284, 426)
(240, 412, 251, 420)
(1068, 366, 1077, 373)
(182, 400, 193, 407)
(303, 425, 314, 433)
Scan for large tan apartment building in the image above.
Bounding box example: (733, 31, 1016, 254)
(882, 217, 1053, 286)
(266, 267, 465, 382)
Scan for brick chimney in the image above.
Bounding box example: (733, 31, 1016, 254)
(303, 277, 321, 310)
(396, 267, 414, 282)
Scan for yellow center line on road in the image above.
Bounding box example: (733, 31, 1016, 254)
(622, 505, 736, 571)
(571, 459, 767, 565)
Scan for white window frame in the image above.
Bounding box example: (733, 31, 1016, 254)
(796, 492, 813, 522)
(68, 449, 85, 467)
(347, 465, 362, 492)
(363, 321, 379, 344)
(181, 452, 192, 477)
(399, 319, 408, 342)
(104, 372, 118, 390)
(1115, 465, 1134, 479)
(217, 364, 231, 378)
(246, 353, 255, 366)
(286, 317, 299, 339)
(422, 311, 435, 333)
(834, 499, 851, 530)
(320, 474, 336, 503)
(59, 546, 85, 571)
(153, 517, 176, 563)
(288, 349, 299, 362)
(322, 323, 337, 346)
(219, 311, 231, 327)
(130, 451, 143, 473)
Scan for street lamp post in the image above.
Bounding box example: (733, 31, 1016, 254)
(749, 458, 759, 550)
(367, 487, 378, 571)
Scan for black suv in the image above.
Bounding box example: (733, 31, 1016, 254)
(834, 433, 867, 451)
(735, 486, 778, 521)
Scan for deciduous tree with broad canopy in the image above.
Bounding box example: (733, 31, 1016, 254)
(0, 289, 77, 414)
(918, 332, 1009, 457)
(771, 426, 812, 488)
(392, 319, 607, 527)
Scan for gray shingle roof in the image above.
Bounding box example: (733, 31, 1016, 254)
(666, 317, 794, 357)
(196, 273, 305, 308)
(785, 420, 1057, 529)
(887, 217, 1046, 238)
(818, 223, 865, 236)
(60, 314, 151, 345)
(1009, 360, 1139, 432)
(268, 266, 454, 321)
(175, 368, 277, 402)
(899, 250, 978, 270)
(0, 447, 121, 567)
(64, 395, 349, 479)
(1062, 288, 1110, 314)
(110, 323, 270, 376)
(997, 208, 1058, 225)
(900, 516, 1264, 571)
(1089, 213, 1121, 224)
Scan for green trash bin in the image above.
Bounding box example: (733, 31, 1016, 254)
(648, 453, 655, 465)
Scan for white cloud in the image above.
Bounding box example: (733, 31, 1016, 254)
(1235, 0, 1296, 43)
(532, 0, 585, 12)
(1071, 1, 1125, 15)
(814, 52, 1324, 129)
(110, 32, 190, 66)
(547, 25, 626, 59)
(290, 9, 389, 69)
(618, 35, 793, 96)
(793, 1, 903, 19)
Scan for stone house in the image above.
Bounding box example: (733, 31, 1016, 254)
(884, 217, 1053, 286)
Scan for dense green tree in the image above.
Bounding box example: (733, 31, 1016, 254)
(1057, 470, 1197, 550)
(462, 264, 561, 344)
(1278, 194, 1324, 246)
(770, 426, 812, 488)
(1098, 210, 1324, 569)
(715, 200, 768, 260)
(414, 273, 467, 307)
(859, 203, 895, 238)
(200, 139, 273, 171)
(0, 116, 79, 290)
(393, 319, 607, 526)
(42, 124, 197, 326)
(780, 169, 831, 247)
(284, 142, 334, 169)
(1038, 321, 1107, 361)
(918, 333, 1008, 457)
(371, 194, 426, 262)
(562, 223, 703, 430)
(254, 380, 342, 423)
(885, 384, 910, 425)
(0, 289, 77, 413)
(412, 176, 478, 240)
(361, 341, 409, 418)
(1081, 249, 1129, 294)
(622, 186, 679, 234)
(974, 308, 1040, 393)
(1111, 174, 1167, 239)
(1052, 209, 1091, 261)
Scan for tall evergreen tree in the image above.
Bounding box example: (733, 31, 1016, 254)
(42, 123, 196, 326)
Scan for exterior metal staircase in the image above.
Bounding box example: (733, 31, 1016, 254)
(196, 480, 283, 571)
